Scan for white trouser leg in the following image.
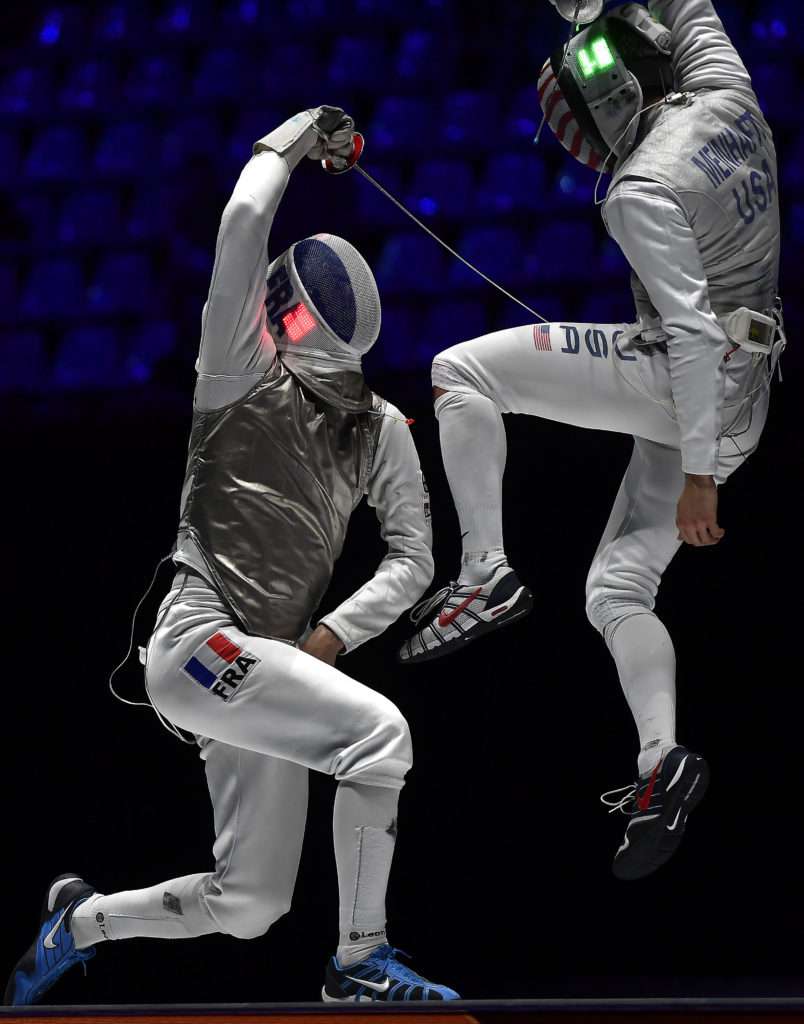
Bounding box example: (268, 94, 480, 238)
(585, 438, 684, 774)
(431, 322, 680, 581)
(73, 573, 412, 949)
(72, 744, 308, 946)
(434, 390, 508, 583)
(434, 323, 768, 774)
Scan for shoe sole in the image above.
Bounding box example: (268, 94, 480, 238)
(322, 987, 374, 1002)
(398, 587, 534, 666)
(613, 754, 710, 881)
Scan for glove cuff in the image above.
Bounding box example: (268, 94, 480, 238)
(254, 111, 318, 171)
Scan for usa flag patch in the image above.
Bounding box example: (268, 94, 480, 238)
(533, 324, 552, 351)
(182, 631, 260, 703)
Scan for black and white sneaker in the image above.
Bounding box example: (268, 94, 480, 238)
(601, 746, 710, 881)
(398, 566, 533, 665)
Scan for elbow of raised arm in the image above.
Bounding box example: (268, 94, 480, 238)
(220, 194, 265, 234)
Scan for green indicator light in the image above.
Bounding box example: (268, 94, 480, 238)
(577, 48, 596, 78)
(591, 37, 616, 70)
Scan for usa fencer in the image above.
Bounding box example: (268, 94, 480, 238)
(6, 107, 458, 1005)
(402, 1, 784, 880)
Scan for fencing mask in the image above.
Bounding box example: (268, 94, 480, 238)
(538, 3, 673, 171)
(265, 233, 381, 409)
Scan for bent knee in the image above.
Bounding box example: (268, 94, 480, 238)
(210, 893, 292, 940)
(337, 703, 412, 787)
(585, 580, 655, 639)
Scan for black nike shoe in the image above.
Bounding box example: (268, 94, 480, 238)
(4, 873, 96, 1006)
(601, 746, 710, 881)
(398, 566, 533, 665)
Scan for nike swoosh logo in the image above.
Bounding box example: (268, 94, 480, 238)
(666, 809, 682, 832)
(438, 587, 482, 628)
(637, 761, 662, 812)
(43, 907, 69, 950)
(345, 975, 390, 993)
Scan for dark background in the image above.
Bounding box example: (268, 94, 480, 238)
(2, 0, 802, 1006)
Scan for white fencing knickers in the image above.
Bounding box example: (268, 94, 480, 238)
(71, 570, 410, 948)
(432, 321, 769, 772)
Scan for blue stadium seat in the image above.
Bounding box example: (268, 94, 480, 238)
(124, 56, 187, 109)
(375, 232, 445, 295)
(161, 115, 223, 171)
(0, 264, 17, 319)
(0, 130, 20, 184)
(52, 327, 121, 390)
(124, 321, 178, 383)
(286, 0, 340, 27)
(369, 98, 434, 155)
(550, 170, 598, 208)
(127, 187, 179, 241)
(194, 48, 246, 102)
(476, 153, 548, 216)
(448, 227, 525, 290)
(228, 110, 284, 164)
(442, 92, 500, 151)
(25, 126, 87, 181)
(0, 67, 55, 116)
(255, 44, 319, 104)
(58, 190, 122, 245)
(422, 300, 488, 360)
(33, 8, 88, 50)
(505, 86, 540, 145)
(750, 63, 797, 120)
(88, 252, 155, 315)
(355, 163, 406, 229)
(599, 239, 629, 278)
(94, 122, 156, 178)
(328, 37, 388, 92)
(406, 160, 474, 220)
(524, 223, 597, 283)
(21, 258, 85, 319)
(92, 5, 150, 46)
(12, 195, 54, 245)
(217, 0, 262, 35)
(155, 0, 215, 39)
(0, 331, 47, 392)
(372, 303, 418, 371)
(788, 203, 804, 245)
(59, 59, 119, 113)
(395, 30, 455, 90)
(577, 293, 634, 327)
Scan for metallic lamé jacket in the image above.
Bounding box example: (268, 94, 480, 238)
(176, 357, 385, 643)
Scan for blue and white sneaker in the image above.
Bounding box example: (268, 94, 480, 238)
(4, 873, 97, 1006)
(322, 944, 459, 1002)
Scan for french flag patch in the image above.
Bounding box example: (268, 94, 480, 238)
(182, 632, 260, 703)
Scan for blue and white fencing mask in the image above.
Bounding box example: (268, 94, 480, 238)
(265, 234, 381, 371)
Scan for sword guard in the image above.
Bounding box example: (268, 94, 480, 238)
(322, 132, 365, 175)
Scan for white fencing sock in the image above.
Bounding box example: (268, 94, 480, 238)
(70, 874, 219, 949)
(607, 613, 677, 777)
(334, 781, 400, 968)
(435, 390, 509, 586)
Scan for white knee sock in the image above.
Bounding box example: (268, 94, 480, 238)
(607, 613, 677, 777)
(70, 873, 219, 949)
(333, 781, 399, 967)
(434, 390, 509, 586)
